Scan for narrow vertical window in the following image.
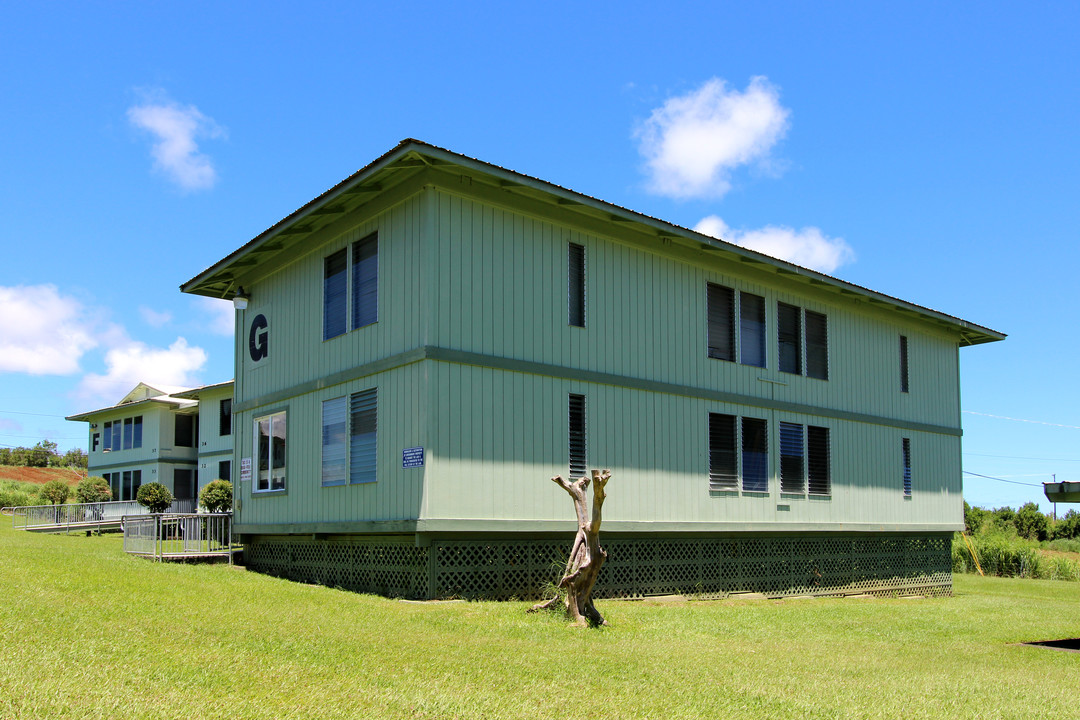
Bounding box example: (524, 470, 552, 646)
(778, 303, 802, 374)
(352, 233, 378, 329)
(806, 311, 829, 380)
(323, 248, 348, 340)
(899, 335, 910, 393)
(349, 389, 377, 484)
(568, 393, 587, 477)
(102, 421, 110, 450)
(321, 396, 347, 487)
(132, 416, 142, 449)
(321, 248, 347, 341)
(122, 471, 132, 501)
(107, 474, 119, 501)
(708, 413, 738, 491)
(902, 438, 912, 496)
(132, 470, 142, 499)
(740, 292, 766, 367)
(568, 242, 586, 327)
(218, 460, 232, 484)
(707, 283, 735, 361)
(111, 421, 121, 451)
(807, 426, 830, 495)
(219, 399, 232, 436)
(123, 418, 133, 450)
(779, 422, 805, 493)
(741, 417, 769, 493)
(255, 411, 287, 492)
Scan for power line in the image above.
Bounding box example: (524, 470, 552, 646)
(963, 410, 1080, 430)
(0, 409, 73, 419)
(962, 470, 1045, 488)
(964, 451, 1080, 463)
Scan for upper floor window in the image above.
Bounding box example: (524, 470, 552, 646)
(322, 232, 378, 341)
(219, 398, 232, 436)
(899, 335, 910, 393)
(707, 283, 765, 367)
(778, 303, 828, 380)
(175, 414, 195, 448)
(323, 249, 348, 340)
(568, 242, 586, 327)
(352, 233, 378, 329)
(255, 411, 287, 492)
(102, 416, 141, 451)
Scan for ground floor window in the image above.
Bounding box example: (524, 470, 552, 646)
(255, 411, 287, 492)
(218, 460, 232, 484)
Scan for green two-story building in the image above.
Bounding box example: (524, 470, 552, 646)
(181, 139, 1003, 600)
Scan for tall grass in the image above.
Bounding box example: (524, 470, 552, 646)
(0, 479, 41, 508)
(953, 530, 1080, 581)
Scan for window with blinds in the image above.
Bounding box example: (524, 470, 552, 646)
(779, 422, 805, 494)
(350, 388, 377, 484)
(900, 335, 910, 393)
(352, 233, 378, 330)
(568, 242, 586, 327)
(568, 393, 587, 477)
(740, 292, 766, 367)
(807, 426, 831, 495)
(742, 417, 769, 493)
(778, 302, 802, 374)
(806, 311, 828, 380)
(321, 397, 347, 487)
(323, 248, 347, 340)
(708, 413, 738, 491)
(902, 438, 912, 496)
(707, 283, 734, 361)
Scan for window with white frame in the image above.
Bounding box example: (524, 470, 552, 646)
(255, 411, 287, 492)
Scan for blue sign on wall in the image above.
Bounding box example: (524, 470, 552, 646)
(402, 447, 424, 468)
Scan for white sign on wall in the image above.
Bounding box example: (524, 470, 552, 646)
(240, 457, 252, 484)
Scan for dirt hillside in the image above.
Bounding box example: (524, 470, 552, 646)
(0, 467, 87, 486)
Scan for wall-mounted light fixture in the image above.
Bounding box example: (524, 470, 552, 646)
(232, 287, 250, 311)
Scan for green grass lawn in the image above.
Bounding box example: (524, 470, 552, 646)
(2, 523, 1077, 720)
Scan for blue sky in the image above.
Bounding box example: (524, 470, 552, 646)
(1, 1, 1077, 512)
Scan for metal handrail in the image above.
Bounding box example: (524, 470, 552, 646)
(10, 498, 198, 530)
(123, 513, 235, 562)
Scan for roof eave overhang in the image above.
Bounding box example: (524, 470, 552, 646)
(180, 140, 1006, 346)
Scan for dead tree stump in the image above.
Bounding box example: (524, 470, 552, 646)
(529, 469, 611, 626)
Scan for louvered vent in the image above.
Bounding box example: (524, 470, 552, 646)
(568, 393, 586, 477)
(350, 388, 377, 484)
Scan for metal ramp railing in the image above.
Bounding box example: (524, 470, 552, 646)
(123, 513, 236, 562)
(6, 499, 197, 532)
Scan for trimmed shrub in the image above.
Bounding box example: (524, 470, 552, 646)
(75, 476, 112, 504)
(199, 480, 233, 513)
(1015, 502, 1050, 541)
(136, 482, 174, 513)
(40, 479, 71, 506)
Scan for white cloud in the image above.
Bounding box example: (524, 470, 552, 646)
(128, 93, 224, 191)
(78, 337, 208, 402)
(0, 285, 98, 375)
(636, 77, 790, 199)
(139, 306, 173, 327)
(196, 296, 235, 336)
(695, 215, 856, 274)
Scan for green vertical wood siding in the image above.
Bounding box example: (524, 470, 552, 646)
(231, 181, 969, 532)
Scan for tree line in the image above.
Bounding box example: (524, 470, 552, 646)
(0, 440, 88, 469)
(964, 501, 1080, 542)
